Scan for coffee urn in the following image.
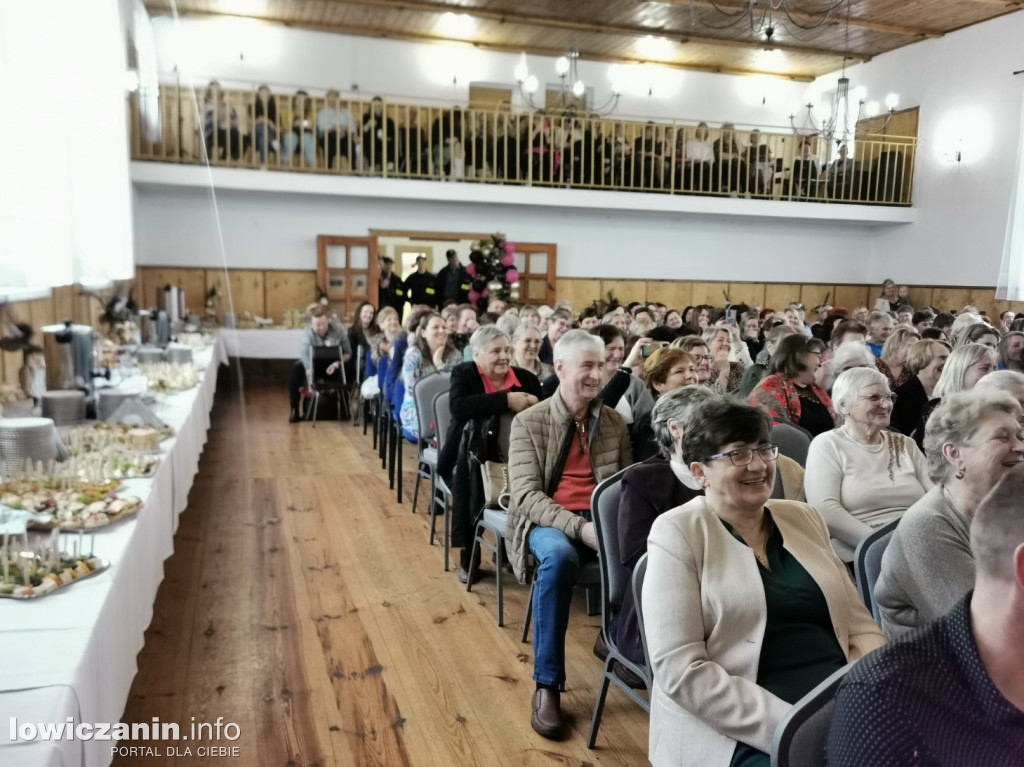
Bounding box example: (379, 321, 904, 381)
(162, 285, 186, 323)
(42, 321, 96, 392)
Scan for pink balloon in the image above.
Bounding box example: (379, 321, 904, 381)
(500, 253, 514, 267)
(468, 289, 480, 304)
(504, 241, 515, 256)
(505, 268, 520, 284)
(466, 263, 476, 276)
(481, 289, 489, 299)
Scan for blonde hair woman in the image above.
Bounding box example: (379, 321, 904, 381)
(876, 326, 922, 390)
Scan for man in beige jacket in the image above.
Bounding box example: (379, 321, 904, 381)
(507, 330, 632, 739)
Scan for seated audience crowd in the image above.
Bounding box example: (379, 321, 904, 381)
(285, 270, 1024, 763)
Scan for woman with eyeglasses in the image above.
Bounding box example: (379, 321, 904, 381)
(805, 368, 932, 562)
(644, 398, 885, 767)
(512, 323, 553, 383)
(748, 334, 835, 437)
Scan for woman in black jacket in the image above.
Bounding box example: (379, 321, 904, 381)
(438, 326, 542, 583)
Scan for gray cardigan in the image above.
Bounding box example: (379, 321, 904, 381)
(299, 321, 351, 371)
(874, 486, 973, 641)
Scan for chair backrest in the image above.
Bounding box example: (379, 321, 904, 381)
(493, 411, 515, 461)
(433, 390, 452, 452)
(412, 371, 451, 442)
(770, 663, 855, 767)
(632, 552, 652, 675)
(773, 421, 811, 467)
(591, 468, 631, 629)
(311, 345, 345, 385)
(854, 517, 900, 622)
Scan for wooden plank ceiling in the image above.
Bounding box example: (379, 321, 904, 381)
(145, 0, 1023, 80)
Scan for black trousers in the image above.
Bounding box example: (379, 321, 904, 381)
(289, 361, 306, 411)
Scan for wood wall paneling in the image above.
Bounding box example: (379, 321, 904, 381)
(264, 271, 318, 325)
(931, 288, 972, 315)
(554, 279, 601, 314)
(833, 284, 871, 312)
(602, 279, 641, 305)
(228, 270, 267, 320)
(52, 286, 75, 325)
(763, 284, 801, 311)
(799, 284, 833, 312)
(725, 283, 765, 309)
(646, 280, 691, 310)
(204, 270, 229, 323)
(691, 281, 729, 308)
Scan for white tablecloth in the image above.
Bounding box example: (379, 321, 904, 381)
(219, 328, 303, 360)
(0, 336, 229, 767)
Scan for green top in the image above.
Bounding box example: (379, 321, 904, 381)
(721, 510, 847, 767)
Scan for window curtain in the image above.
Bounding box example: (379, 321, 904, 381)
(0, 0, 134, 297)
(996, 82, 1024, 301)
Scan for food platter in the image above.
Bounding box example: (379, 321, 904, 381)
(0, 476, 143, 531)
(0, 555, 109, 599)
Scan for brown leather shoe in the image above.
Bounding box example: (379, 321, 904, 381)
(530, 688, 563, 739)
(592, 631, 610, 662)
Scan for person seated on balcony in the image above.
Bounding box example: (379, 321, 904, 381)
(462, 111, 487, 180)
(202, 81, 241, 161)
(506, 329, 632, 739)
(396, 106, 427, 176)
(361, 96, 397, 172)
(317, 89, 358, 171)
(526, 113, 558, 184)
(611, 123, 634, 187)
(823, 142, 854, 198)
(713, 122, 745, 194)
(251, 84, 278, 165)
(492, 111, 521, 181)
(791, 140, 821, 199)
(430, 107, 463, 177)
(281, 90, 316, 168)
(633, 122, 664, 190)
(683, 122, 715, 193)
(744, 130, 774, 195)
(289, 306, 352, 423)
(577, 114, 608, 187)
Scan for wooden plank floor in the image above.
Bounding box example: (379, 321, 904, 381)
(114, 377, 649, 766)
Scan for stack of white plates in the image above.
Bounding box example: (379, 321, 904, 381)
(165, 345, 194, 365)
(40, 391, 86, 425)
(136, 347, 166, 364)
(96, 389, 138, 423)
(0, 417, 58, 475)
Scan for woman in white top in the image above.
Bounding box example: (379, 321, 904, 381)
(684, 122, 715, 192)
(805, 367, 932, 561)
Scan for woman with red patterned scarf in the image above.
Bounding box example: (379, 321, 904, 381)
(749, 334, 835, 437)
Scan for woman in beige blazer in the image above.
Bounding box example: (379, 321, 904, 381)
(643, 399, 885, 767)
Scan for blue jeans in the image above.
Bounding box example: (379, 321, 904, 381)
(254, 123, 277, 164)
(283, 130, 315, 166)
(528, 521, 590, 686)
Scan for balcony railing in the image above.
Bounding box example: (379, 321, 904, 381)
(130, 85, 917, 206)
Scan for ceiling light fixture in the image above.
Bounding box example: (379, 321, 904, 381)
(689, 0, 847, 41)
(789, 61, 897, 145)
(514, 50, 620, 117)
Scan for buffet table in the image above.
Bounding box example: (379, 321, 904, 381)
(219, 328, 304, 360)
(0, 336, 230, 767)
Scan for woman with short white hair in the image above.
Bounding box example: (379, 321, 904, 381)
(805, 367, 932, 561)
(975, 369, 1024, 411)
(825, 341, 876, 391)
(875, 389, 1024, 640)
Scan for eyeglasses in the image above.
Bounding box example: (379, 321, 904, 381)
(705, 443, 780, 466)
(693, 354, 713, 362)
(861, 393, 898, 405)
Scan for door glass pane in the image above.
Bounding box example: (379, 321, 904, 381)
(529, 251, 548, 274)
(528, 278, 547, 300)
(326, 244, 348, 269)
(351, 274, 368, 296)
(328, 272, 347, 297)
(349, 244, 369, 270)
(513, 252, 527, 273)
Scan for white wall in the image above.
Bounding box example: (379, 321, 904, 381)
(811, 11, 1024, 286)
(150, 15, 809, 127)
(133, 183, 884, 284)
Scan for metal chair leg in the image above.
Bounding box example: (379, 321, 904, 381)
(388, 421, 397, 490)
(311, 392, 320, 428)
(587, 658, 613, 749)
(466, 526, 481, 594)
(396, 426, 404, 503)
(411, 460, 423, 513)
(495, 531, 504, 627)
(442, 495, 450, 572)
(521, 569, 537, 643)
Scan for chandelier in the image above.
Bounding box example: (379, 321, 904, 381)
(789, 62, 898, 145)
(513, 50, 620, 117)
(688, 0, 848, 41)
